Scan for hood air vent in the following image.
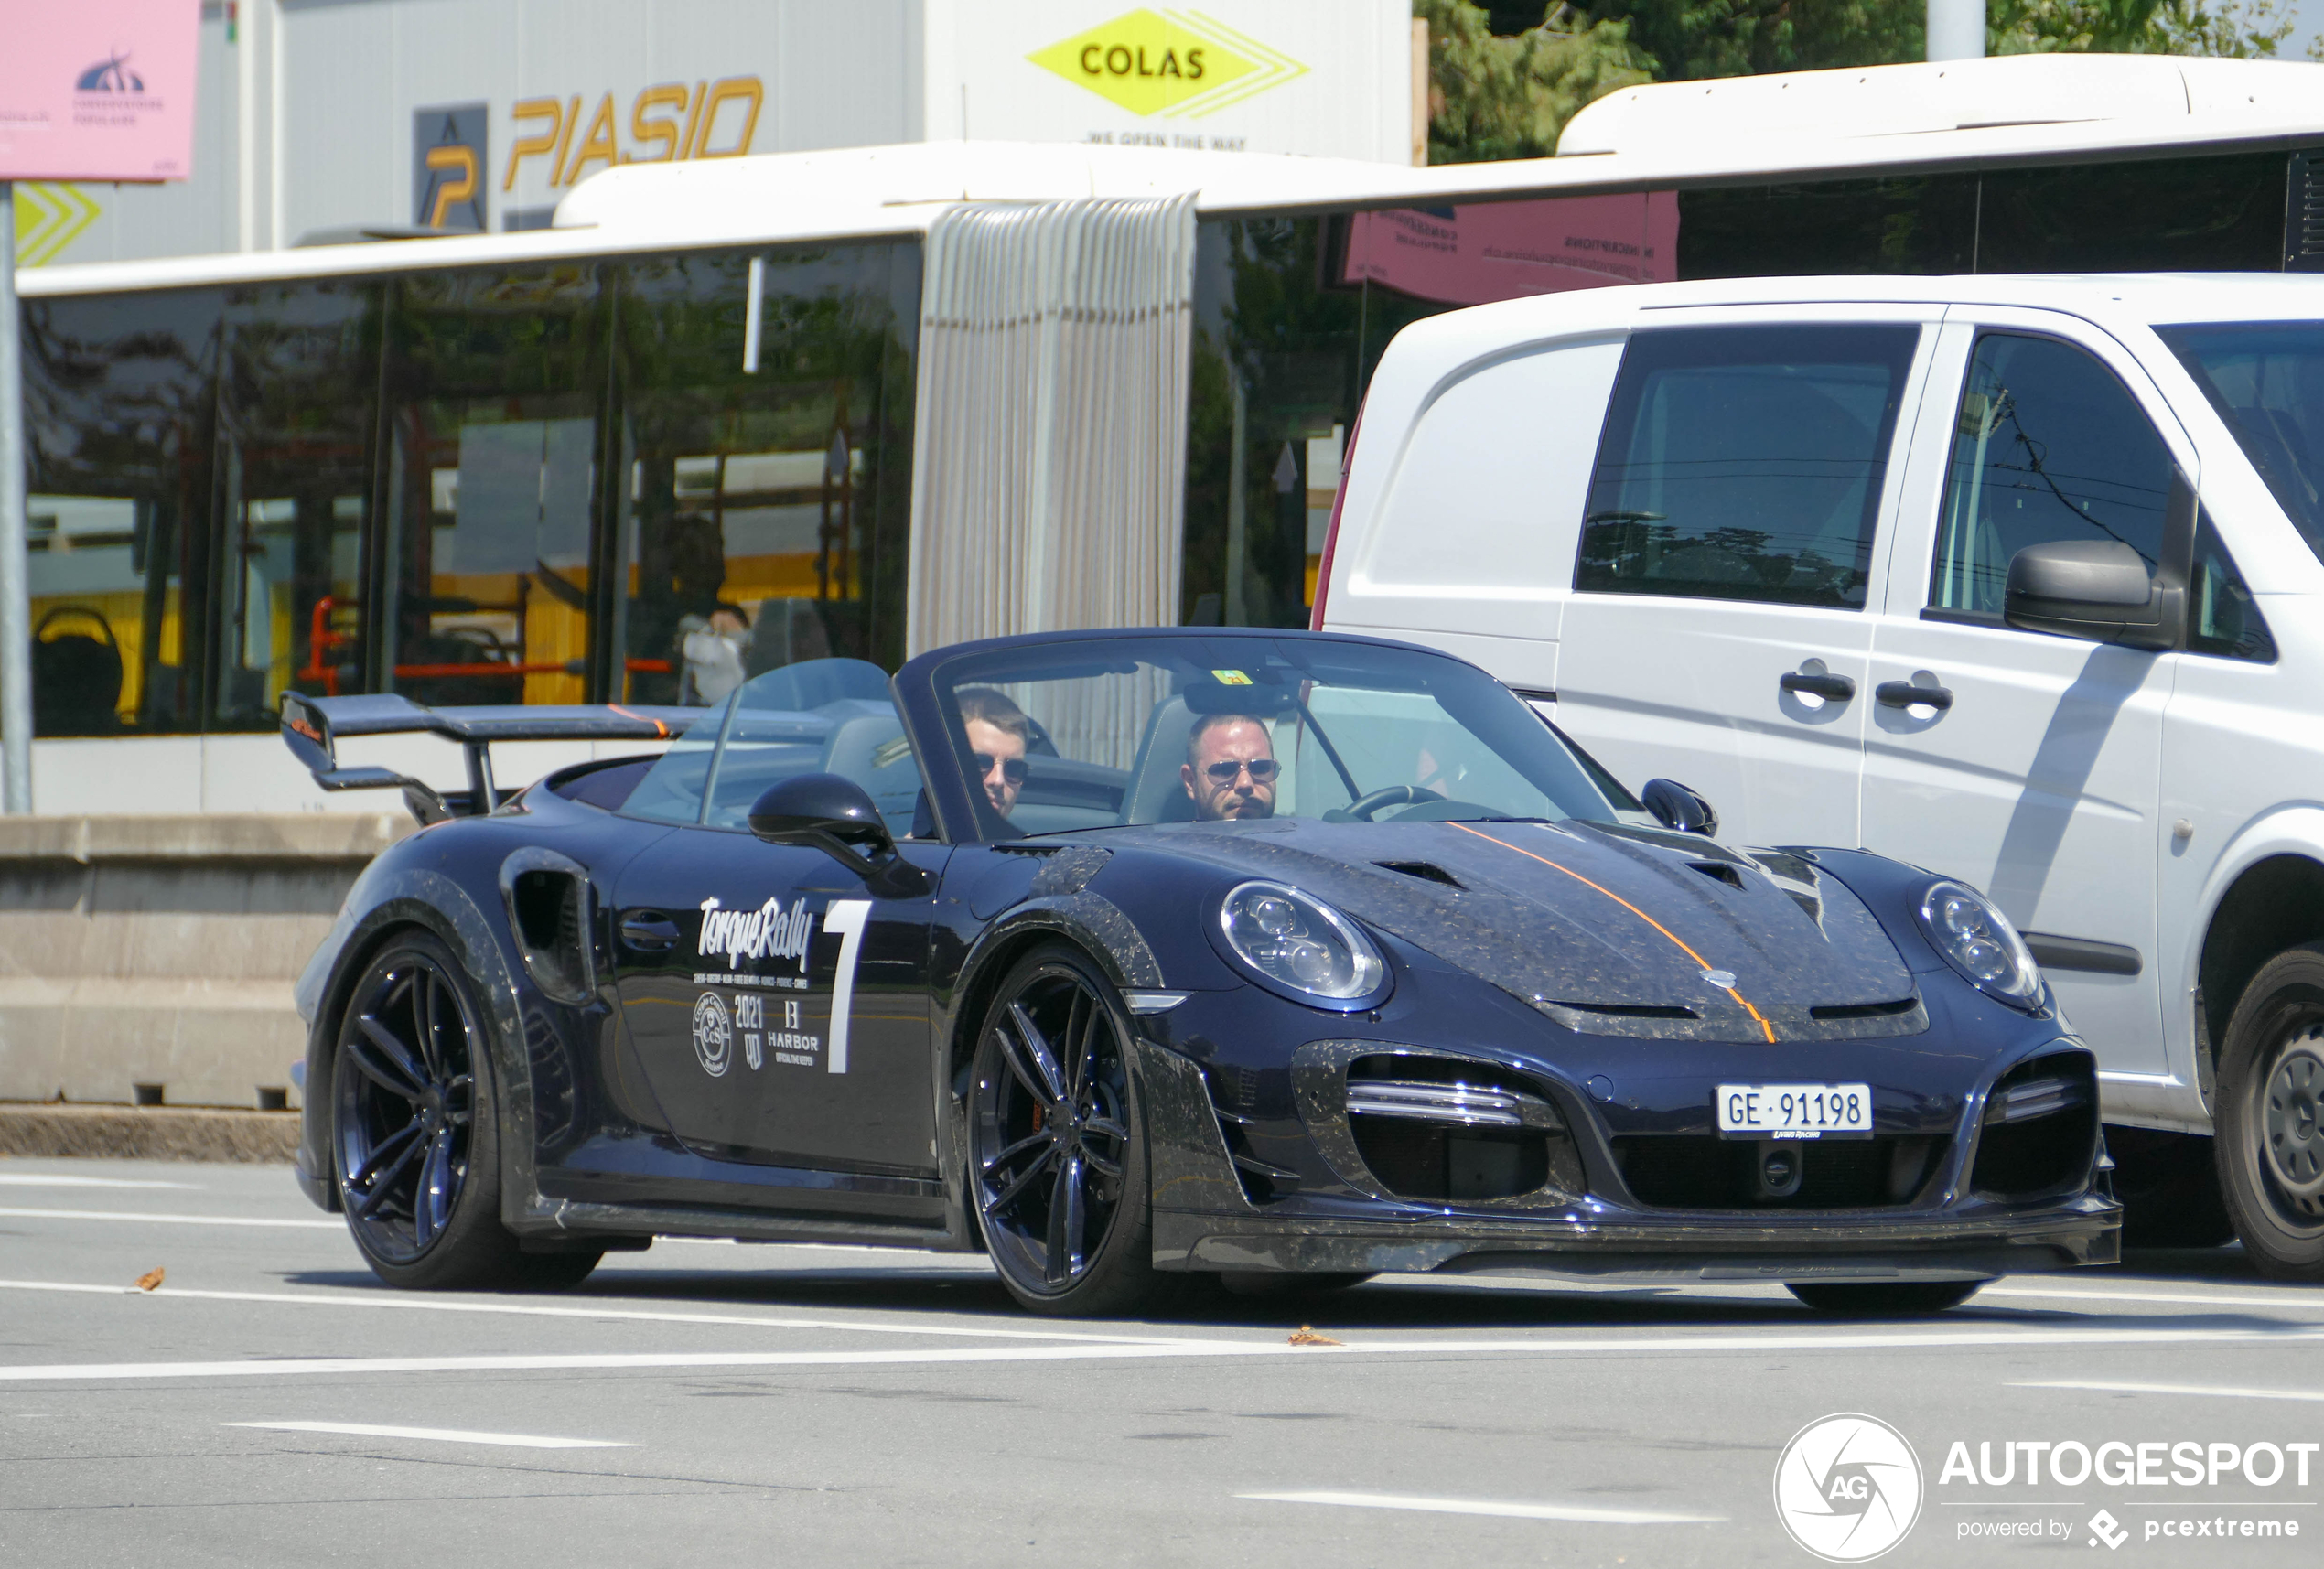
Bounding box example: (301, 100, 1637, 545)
(1546, 1001, 1699, 1020)
(1375, 860, 1461, 888)
(1688, 861, 1745, 889)
(1809, 997, 1920, 1022)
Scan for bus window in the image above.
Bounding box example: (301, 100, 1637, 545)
(22, 289, 221, 736)
(217, 279, 381, 727)
(381, 263, 607, 708)
(609, 242, 919, 705)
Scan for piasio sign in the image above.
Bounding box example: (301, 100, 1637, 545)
(1027, 8, 1307, 118)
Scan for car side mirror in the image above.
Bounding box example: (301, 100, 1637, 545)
(748, 774, 930, 896)
(2003, 540, 2182, 651)
(1641, 778, 1718, 836)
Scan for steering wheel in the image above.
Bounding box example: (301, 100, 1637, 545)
(1343, 784, 1446, 821)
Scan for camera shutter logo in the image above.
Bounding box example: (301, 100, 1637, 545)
(692, 992, 733, 1078)
(1773, 1413, 1923, 1562)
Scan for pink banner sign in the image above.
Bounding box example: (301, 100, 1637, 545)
(1345, 192, 1682, 306)
(0, 0, 201, 182)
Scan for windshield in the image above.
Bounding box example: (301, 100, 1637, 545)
(620, 657, 924, 833)
(925, 634, 1636, 841)
(2158, 321, 2324, 564)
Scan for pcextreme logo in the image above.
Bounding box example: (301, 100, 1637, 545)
(1027, 8, 1307, 118)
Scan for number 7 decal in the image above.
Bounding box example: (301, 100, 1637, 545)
(823, 900, 874, 1074)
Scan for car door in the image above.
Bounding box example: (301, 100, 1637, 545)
(1553, 309, 1937, 846)
(611, 831, 949, 1175)
(607, 660, 950, 1177)
(1860, 311, 2193, 1079)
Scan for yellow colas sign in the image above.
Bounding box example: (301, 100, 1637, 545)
(1027, 9, 1305, 118)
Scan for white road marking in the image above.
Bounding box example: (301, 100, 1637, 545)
(0, 1344, 1278, 1381)
(223, 1420, 636, 1449)
(1982, 1284, 2324, 1313)
(2014, 1380, 2324, 1403)
(5, 1320, 2324, 1384)
(0, 1279, 1196, 1346)
(1239, 1490, 1722, 1525)
(0, 1207, 339, 1230)
(0, 1174, 199, 1190)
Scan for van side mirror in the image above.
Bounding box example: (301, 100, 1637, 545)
(1641, 778, 1718, 837)
(2003, 540, 2183, 651)
(748, 774, 930, 896)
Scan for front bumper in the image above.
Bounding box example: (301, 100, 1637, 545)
(1154, 1198, 2121, 1283)
(1131, 1008, 2123, 1284)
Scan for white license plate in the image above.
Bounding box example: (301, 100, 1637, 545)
(1716, 1083, 1872, 1139)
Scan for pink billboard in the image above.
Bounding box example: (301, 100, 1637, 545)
(0, 0, 201, 182)
(1344, 192, 1682, 306)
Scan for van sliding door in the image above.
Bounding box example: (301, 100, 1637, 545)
(1555, 313, 1935, 846)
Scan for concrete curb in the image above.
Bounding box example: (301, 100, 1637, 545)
(0, 1103, 300, 1163)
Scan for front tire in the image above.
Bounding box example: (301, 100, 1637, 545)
(2215, 945, 2324, 1281)
(1788, 1281, 1985, 1316)
(333, 930, 600, 1292)
(969, 943, 1167, 1316)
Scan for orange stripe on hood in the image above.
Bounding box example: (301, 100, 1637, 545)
(1449, 821, 1777, 1045)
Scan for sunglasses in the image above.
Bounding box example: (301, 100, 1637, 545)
(973, 752, 1030, 786)
(1203, 758, 1281, 784)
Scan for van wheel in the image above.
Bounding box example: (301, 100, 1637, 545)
(2215, 944, 2324, 1281)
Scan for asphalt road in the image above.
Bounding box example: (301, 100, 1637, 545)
(3, 1158, 2320, 1568)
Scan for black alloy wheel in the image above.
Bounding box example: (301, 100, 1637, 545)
(2215, 944, 2324, 1280)
(333, 930, 599, 1291)
(970, 944, 1167, 1316)
(1787, 1280, 1985, 1316)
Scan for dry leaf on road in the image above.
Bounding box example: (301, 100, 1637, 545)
(1286, 1325, 1341, 1347)
(134, 1268, 165, 1292)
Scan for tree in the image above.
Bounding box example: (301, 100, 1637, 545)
(1419, 0, 1655, 162)
(1988, 0, 2293, 55)
(1557, 0, 1925, 80)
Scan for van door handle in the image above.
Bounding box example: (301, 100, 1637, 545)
(1875, 680, 1954, 712)
(619, 913, 682, 951)
(1780, 672, 1856, 702)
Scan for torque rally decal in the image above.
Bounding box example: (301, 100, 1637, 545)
(698, 896, 816, 970)
(687, 897, 876, 1076)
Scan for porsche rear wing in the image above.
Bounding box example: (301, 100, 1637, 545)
(281, 692, 702, 822)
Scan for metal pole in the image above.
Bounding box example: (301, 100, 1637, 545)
(0, 180, 31, 813)
(1927, 0, 1985, 59)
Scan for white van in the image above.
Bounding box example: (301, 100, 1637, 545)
(1317, 274, 2324, 1278)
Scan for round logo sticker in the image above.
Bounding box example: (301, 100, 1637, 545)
(1772, 1413, 1922, 1563)
(691, 991, 733, 1078)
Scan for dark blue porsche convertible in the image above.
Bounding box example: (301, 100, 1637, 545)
(282, 628, 2117, 1316)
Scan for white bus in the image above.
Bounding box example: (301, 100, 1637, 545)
(19, 50, 2324, 811)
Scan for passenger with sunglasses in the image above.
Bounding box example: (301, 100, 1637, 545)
(958, 686, 1032, 819)
(1182, 713, 1279, 822)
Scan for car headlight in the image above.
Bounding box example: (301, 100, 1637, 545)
(1217, 880, 1389, 1009)
(1919, 880, 2045, 1011)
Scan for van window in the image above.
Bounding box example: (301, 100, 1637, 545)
(2188, 510, 2276, 663)
(2158, 321, 2324, 570)
(1576, 324, 1917, 609)
(1929, 334, 2174, 618)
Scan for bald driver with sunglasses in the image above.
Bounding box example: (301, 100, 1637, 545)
(1183, 713, 1279, 821)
